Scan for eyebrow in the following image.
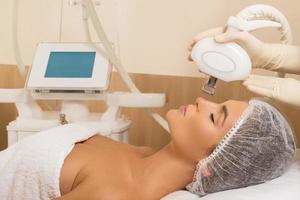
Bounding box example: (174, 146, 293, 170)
(221, 105, 228, 126)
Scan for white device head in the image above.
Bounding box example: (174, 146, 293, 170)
(191, 37, 251, 82)
(191, 8, 284, 95)
(191, 36, 252, 95)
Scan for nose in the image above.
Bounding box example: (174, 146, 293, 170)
(195, 97, 211, 105)
(195, 97, 218, 108)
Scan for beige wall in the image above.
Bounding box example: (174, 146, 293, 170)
(1, 0, 300, 77)
(117, 0, 300, 77)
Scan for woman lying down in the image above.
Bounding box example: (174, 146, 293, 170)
(0, 97, 296, 200)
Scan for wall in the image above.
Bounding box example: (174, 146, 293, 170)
(1, 0, 300, 76)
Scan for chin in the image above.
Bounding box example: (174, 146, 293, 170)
(166, 109, 179, 136)
(166, 109, 178, 121)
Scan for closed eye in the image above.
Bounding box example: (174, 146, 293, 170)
(210, 113, 215, 124)
(195, 102, 199, 112)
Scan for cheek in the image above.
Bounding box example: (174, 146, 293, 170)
(186, 119, 223, 151)
(172, 116, 211, 144)
(188, 117, 214, 136)
(167, 111, 222, 151)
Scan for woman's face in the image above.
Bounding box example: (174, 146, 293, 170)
(166, 97, 248, 161)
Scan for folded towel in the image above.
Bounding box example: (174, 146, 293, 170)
(0, 123, 100, 200)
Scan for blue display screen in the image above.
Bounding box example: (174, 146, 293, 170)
(44, 52, 96, 78)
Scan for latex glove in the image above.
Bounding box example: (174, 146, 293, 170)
(188, 27, 300, 74)
(243, 74, 300, 107)
(187, 27, 264, 66)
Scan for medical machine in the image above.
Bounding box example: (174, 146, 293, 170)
(191, 5, 292, 95)
(1, 0, 168, 146)
(26, 43, 111, 100)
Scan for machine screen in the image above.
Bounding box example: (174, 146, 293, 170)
(44, 52, 96, 78)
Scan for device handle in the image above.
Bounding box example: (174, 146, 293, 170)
(236, 4, 292, 44)
(227, 16, 281, 32)
(236, 4, 293, 80)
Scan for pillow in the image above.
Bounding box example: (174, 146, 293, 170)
(162, 149, 300, 200)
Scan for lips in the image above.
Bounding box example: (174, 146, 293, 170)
(180, 105, 187, 116)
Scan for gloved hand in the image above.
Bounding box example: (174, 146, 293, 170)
(188, 27, 300, 106)
(188, 27, 264, 65)
(188, 27, 300, 74)
(243, 74, 300, 107)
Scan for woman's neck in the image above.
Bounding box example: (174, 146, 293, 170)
(131, 142, 200, 198)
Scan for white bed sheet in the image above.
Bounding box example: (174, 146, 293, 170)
(162, 149, 300, 200)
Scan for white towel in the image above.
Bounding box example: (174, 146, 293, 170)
(0, 123, 100, 200)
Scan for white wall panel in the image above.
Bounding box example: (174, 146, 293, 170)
(0, 0, 62, 65)
(0, 0, 300, 78)
(116, 0, 300, 77)
(0, 0, 15, 65)
(61, 0, 118, 46)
